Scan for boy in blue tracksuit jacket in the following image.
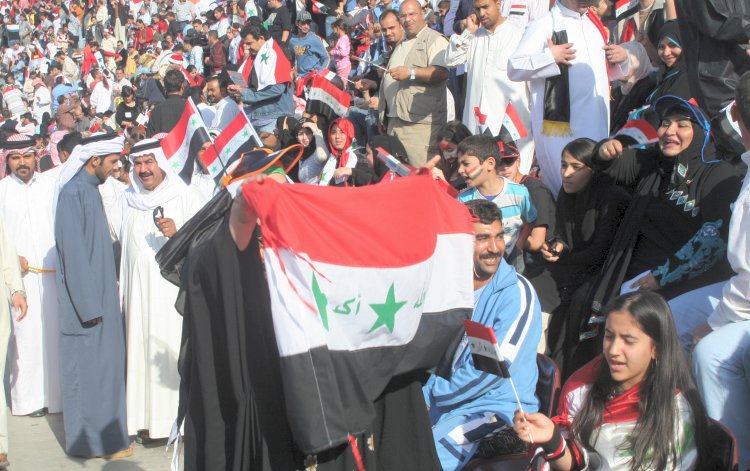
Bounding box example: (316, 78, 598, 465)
(424, 199, 542, 470)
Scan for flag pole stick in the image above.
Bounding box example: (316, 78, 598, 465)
(627, 137, 659, 148)
(350, 54, 388, 72)
(239, 106, 263, 148)
(188, 96, 227, 192)
(508, 376, 534, 444)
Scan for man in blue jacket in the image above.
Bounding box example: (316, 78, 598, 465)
(424, 198, 541, 470)
(288, 11, 330, 79)
(227, 21, 294, 134)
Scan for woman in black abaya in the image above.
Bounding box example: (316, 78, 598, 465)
(559, 95, 743, 380)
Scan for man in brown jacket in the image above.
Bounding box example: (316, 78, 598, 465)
(204, 30, 227, 75)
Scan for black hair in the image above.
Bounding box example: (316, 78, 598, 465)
(208, 74, 230, 89)
(464, 199, 502, 226)
(561, 137, 597, 169)
(457, 134, 500, 166)
(437, 120, 472, 146)
(379, 9, 399, 23)
(332, 18, 347, 32)
(735, 71, 750, 131)
(571, 292, 708, 471)
(240, 17, 269, 40)
(57, 132, 82, 155)
(163, 69, 186, 94)
(120, 155, 132, 173)
(185, 86, 204, 103)
(121, 85, 134, 99)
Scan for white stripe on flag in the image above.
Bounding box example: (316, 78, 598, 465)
(164, 105, 209, 173)
(264, 233, 474, 356)
(308, 85, 349, 117)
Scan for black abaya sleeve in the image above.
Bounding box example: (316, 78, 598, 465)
(556, 185, 631, 269)
(593, 142, 659, 190)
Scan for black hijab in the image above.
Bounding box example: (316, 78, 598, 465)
(648, 21, 691, 104)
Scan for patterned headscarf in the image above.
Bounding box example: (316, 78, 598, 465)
(0, 134, 37, 179)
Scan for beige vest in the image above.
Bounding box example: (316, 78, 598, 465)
(383, 28, 447, 125)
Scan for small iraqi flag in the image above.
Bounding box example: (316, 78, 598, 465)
(474, 107, 492, 136)
(614, 0, 639, 19)
(200, 112, 260, 185)
(614, 118, 658, 147)
(311, 0, 329, 14)
(463, 320, 511, 378)
(305, 75, 351, 121)
(237, 38, 293, 91)
(241, 175, 474, 453)
(161, 98, 212, 184)
(499, 101, 528, 142)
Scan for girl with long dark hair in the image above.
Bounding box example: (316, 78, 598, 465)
(514, 291, 708, 470)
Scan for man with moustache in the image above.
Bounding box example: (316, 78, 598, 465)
(423, 198, 542, 470)
(379, 0, 449, 166)
(0, 135, 61, 419)
(110, 139, 205, 443)
(206, 75, 241, 130)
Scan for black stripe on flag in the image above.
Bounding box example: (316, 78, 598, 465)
(278, 306, 470, 453)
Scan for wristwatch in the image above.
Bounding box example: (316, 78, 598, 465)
(410, 67, 416, 81)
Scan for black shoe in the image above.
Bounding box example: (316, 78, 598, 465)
(27, 407, 47, 418)
(134, 430, 152, 445)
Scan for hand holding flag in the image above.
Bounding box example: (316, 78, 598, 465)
(464, 320, 534, 443)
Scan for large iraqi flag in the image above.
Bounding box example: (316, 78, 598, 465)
(161, 98, 211, 184)
(236, 37, 293, 91)
(241, 175, 475, 453)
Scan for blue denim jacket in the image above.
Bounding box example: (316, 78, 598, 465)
(240, 83, 294, 121)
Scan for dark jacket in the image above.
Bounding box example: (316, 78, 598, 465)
(676, 0, 750, 118)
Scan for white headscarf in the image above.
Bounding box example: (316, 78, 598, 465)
(620, 41, 657, 95)
(123, 138, 187, 211)
(53, 133, 125, 211)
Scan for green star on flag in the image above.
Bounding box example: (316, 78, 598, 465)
(171, 160, 181, 169)
(368, 283, 406, 333)
(311, 273, 330, 330)
(260, 52, 269, 64)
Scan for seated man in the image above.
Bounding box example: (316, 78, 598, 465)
(456, 135, 537, 272)
(423, 199, 541, 470)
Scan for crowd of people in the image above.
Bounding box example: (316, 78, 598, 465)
(0, 0, 747, 469)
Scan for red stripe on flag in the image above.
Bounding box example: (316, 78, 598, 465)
(161, 103, 194, 158)
(504, 102, 528, 139)
(464, 320, 499, 344)
(242, 175, 473, 267)
(272, 40, 293, 85)
(214, 112, 249, 149)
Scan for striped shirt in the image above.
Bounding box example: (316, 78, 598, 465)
(457, 178, 537, 253)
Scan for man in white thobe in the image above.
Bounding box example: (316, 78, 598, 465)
(446, 0, 534, 173)
(508, 0, 628, 196)
(0, 135, 61, 417)
(0, 218, 27, 469)
(111, 139, 206, 440)
(32, 79, 52, 124)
